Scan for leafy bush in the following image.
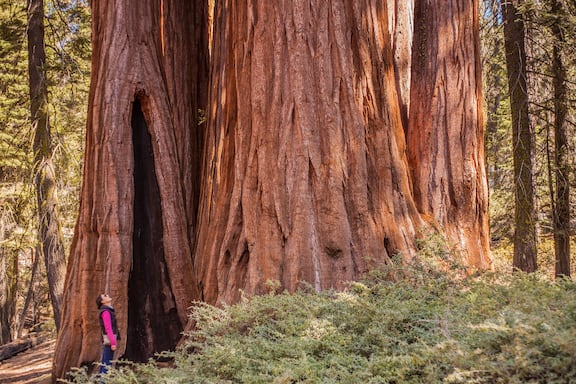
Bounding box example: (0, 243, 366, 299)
(65, 258, 576, 384)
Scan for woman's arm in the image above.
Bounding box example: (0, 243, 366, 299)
(101, 310, 117, 349)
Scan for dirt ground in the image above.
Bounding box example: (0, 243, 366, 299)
(0, 339, 55, 384)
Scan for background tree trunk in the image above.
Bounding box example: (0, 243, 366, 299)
(484, 36, 507, 190)
(52, 0, 208, 379)
(0, 223, 18, 344)
(549, 0, 570, 278)
(17, 247, 40, 338)
(501, 0, 537, 272)
(407, 0, 490, 268)
(27, 0, 66, 331)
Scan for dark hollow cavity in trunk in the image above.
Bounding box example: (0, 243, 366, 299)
(126, 99, 182, 362)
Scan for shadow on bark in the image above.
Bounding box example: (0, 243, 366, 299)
(125, 99, 182, 362)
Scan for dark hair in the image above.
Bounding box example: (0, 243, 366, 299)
(96, 294, 103, 309)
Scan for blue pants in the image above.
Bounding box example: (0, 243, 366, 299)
(98, 344, 114, 375)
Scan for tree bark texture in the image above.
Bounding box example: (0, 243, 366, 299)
(17, 247, 40, 338)
(27, 0, 66, 331)
(550, 0, 570, 278)
(0, 226, 18, 344)
(387, 0, 413, 129)
(52, 0, 208, 379)
(194, 0, 423, 306)
(54, 0, 490, 379)
(407, 0, 490, 268)
(502, 0, 537, 272)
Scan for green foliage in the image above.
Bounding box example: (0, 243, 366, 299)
(43, 0, 91, 236)
(65, 257, 576, 384)
(0, 0, 30, 181)
(0, 0, 90, 247)
(482, 0, 576, 250)
(0, 0, 90, 337)
(481, 1, 516, 245)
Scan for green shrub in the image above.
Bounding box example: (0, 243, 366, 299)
(64, 257, 576, 384)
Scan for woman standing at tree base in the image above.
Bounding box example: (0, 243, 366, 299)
(96, 294, 119, 378)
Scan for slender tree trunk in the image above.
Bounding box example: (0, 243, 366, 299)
(0, 223, 18, 344)
(502, 0, 537, 272)
(550, 0, 570, 278)
(486, 93, 504, 188)
(17, 247, 40, 338)
(485, 37, 507, 190)
(52, 0, 208, 380)
(27, 0, 66, 330)
(407, 0, 490, 268)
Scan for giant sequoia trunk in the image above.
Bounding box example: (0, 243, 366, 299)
(407, 0, 490, 268)
(52, 0, 208, 379)
(193, 0, 423, 305)
(54, 0, 489, 380)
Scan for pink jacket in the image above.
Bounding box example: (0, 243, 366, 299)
(101, 310, 117, 347)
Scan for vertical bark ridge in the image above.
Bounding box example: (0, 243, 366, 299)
(387, 0, 414, 130)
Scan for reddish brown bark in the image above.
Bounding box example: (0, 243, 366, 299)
(193, 0, 422, 306)
(53, 0, 490, 379)
(52, 0, 207, 380)
(407, 0, 490, 268)
(387, 0, 414, 129)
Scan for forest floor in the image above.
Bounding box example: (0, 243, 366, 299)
(0, 338, 54, 384)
